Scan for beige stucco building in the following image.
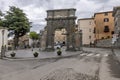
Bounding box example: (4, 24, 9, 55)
(94, 11, 114, 40)
(0, 27, 8, 52)
(78, 18, 95, 45)
(19, 34, 29, 48)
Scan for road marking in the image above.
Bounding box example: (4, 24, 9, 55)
(80, 53, 87, 56)
(80, 53, 102, 57)
(104, 54, 109, 57)
(87, 53, 94, 56)
(95, 54, 100, 57)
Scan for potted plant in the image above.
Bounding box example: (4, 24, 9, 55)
(10, 52, 16, 57)
(33, 52, 39, 57)
(57, 49, 62, 56)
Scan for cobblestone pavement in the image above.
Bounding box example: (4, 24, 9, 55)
(113, 49, 120, 62)
(0, 48, 120, 80)
(40, 68, 99, 80)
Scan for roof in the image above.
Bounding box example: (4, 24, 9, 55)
(78, 18, 94, 21)
(94, 11, 113, 17)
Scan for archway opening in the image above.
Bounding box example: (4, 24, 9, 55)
(54, 28, 67, 49)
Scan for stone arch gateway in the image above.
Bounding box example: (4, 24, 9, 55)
(45, 8, 77, 51)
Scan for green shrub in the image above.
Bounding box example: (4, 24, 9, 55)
(33, 52, 39, 57)
(57, 49, 62, 56)
(10, 52, 16, 57)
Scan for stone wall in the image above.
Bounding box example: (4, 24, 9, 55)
(96, 39, 112, 48)
(40, 31, 47, 50)
(114, 38, 120, 48)
(113, 6, 120, 48)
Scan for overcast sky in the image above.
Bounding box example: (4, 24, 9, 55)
(0, 0, 120, 33)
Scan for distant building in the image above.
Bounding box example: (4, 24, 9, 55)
(0, 27, 8, 51)
(113, 6, 120, 47)
(94, 11, 114, 40)
(54, 29, 66, 43)
(19, 34, 29, 48)
(78, 18, 95, 46)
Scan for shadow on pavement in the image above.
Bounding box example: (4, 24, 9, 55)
(107, 54, 120, 78)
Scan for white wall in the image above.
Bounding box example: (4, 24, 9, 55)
(0, 28, 8, 52)
(29, 38, 33, 46)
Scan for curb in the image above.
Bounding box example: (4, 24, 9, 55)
(3, 52, 83, 61)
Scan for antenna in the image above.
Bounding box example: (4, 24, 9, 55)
(102, 3, 105, 12)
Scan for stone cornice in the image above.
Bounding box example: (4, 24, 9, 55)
(94, 11, 113, 17)
(47, 8, 76, 12)
(45, 17, 77, 21)
(78, 18, 94, 21)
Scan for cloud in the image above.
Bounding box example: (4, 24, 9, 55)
(87, 0, 110, 4)
(0, 0, 120, 32)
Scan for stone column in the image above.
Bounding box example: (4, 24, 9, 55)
(71, 19, 76, 51)
(66, 20, 70, 51)
(71, 32, 76, 50)
(45, 20, 55, 51)
(66, 19, 76, 51)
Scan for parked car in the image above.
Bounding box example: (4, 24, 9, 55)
(54, 44, 61, 49)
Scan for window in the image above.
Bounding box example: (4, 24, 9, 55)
(8, 42, 10, 45)
(104, 18, 109, 22)
(107, 36, 110, 38)
(89, 36, 91, 39)
(104, 26, 109, 32)
(94, 21, 96, 24)
(104, 12, 108, 16)
(111, 31, 114, 34)
(101, 37, 104, 39)
(93, 28, 96, 33)
(89, 29, 91, 32)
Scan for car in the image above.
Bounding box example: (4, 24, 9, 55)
(54, 44, 61, 49)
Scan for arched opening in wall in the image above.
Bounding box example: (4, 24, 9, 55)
(54, 28, 67, 49)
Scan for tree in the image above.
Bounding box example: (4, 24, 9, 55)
(0, 10, 4, 26)
(29, 31, 39, 48)
(3, 6, 31, 48)
(29, 31, 39, 40)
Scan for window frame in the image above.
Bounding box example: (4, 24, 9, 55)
(104, 18, 109, 22)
